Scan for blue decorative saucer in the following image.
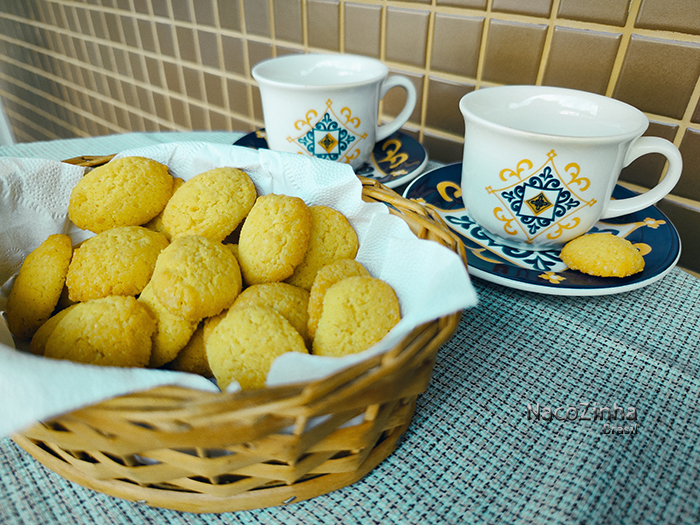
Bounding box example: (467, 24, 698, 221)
(403, 163, 682, 296)
(234, 129, 428, 189)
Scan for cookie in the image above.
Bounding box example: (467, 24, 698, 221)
(285, 205, 359, 291)
(44, 295, 155, 368)
(168, 324, 212, 377)
(206, 305, 308, 390)
(6, 234, 73, 340)
(143, 177, 185, 240)
(560, 232, 645, 277)
(149, 235, 242, 321)
(307, 259, 370, 340)
(232, 282, 311, 345)
(237, 194, 312, 286)
(138, 282, 199, 368)
(29, 304, 78, 356)
(312, 276, 401, 358)
(162, 167, 256, 242)
(69, 156, 173, 233)
(65, 226, 169, 303)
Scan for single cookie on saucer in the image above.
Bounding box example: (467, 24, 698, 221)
(6, 234, 73, 340)
(559, 232, 645, 277)
(312, 276, 401, 358)
(69, 156, 173, 233)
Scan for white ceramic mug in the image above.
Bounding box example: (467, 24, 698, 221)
(252, 53, 417, 170)
(459, 85, 683, 250)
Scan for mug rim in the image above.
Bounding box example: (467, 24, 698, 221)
(252, 53, 389, 89)
(460, 85, 649, 142)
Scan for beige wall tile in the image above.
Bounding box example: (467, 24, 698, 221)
(425, 77, 474, 135)
(675, 128, 700, 201)
(655, 199, 700, 273)
(431, 14, 484, 78)
(308, 0, 340, 51)
(437, 0, 487, 8)
(613, 35, 700, 119)
(244, 0, 271, 37)
(636, 0, 700, 36)
(482, 20, 547, 85)
(492, 0, 553, 17)
(198, 30, 220, 69)
(385, 7, 430, 68)
(222, 35, 246, 76)
(345, 3, 382, 58)
(176, 26, 197, 63)
(422, 131, 465, 164)
(382, 70, 424, 125)
(557, 0, 631, 26)
(218, 1, 242, 31)
(542, 27, 621, 95)
(273, 0, 303, 44)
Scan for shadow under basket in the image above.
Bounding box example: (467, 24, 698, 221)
(12, 155, 468, 514)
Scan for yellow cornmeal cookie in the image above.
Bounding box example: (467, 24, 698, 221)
(162, 168, 256, 242)
(138, 282, 198, 368)
(285, 205, 359, 291)
(307, 259, 370, 340)
(143, 177, 185, 240)
(69, 156, 173, 233)
(44, 296, 155, 368)
(237, 194, 312, 286)
(150, 235, 242, 321)
(29, 304, 78, 356)
(312, 276, 401, 358)
(232, 282, 311, 345)
(206, 305, 308, 390)
(6, 234, 73, 340)
(66, 226, 169, 303)
(169, 325, 212, 377)
(560, 232, 645, 278)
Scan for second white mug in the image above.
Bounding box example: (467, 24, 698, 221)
(252, 53, 417, 170)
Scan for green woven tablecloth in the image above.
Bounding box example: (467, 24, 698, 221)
(1, 132, 699, 524)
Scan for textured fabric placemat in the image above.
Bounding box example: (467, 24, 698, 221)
(2, 268, 699, 524)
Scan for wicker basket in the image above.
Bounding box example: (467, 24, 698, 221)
(12, 155, 468, 513)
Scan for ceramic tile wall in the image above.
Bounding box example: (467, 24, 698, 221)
(0, 0, 698, 273)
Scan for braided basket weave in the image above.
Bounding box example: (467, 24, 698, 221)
(12, 155, 467, 513)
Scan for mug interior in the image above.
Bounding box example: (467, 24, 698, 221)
(252, 53, 387, 87)
(460, 86, 648, 139)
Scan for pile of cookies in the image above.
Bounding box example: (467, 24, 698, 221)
(4, 156, 401, 390)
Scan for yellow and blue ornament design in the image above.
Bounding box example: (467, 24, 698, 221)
(288, 99, 367, 164)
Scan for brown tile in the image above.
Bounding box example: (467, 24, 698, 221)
(227, 78, 250, 116)
(425, 77, 474, 135)
(273, 0, 303, 44)
(244, 0, 271, 37)
(144, 57, 164, 87)
(103, 13, 121, 42)
(182, 66, 203, 99)
(204, 72, 225, 107)
(613, 36, 700, 119)
(133, 0, 149, 15)
(209, 110, 228, 131)
(190, 104, 207, 129)
(171, 2, 192, 22)
(156, 22, 176, 57)
(247, 41, 273, 73)
(193, 0, 216, 27)
(151, 0, 170, 18)
(198, 30, 220, 68)
(557, 0, 631, 26)
(218, 1, 241, 31)
(694, 99, 700, 124)
(673, 128, 700, 201)
(170, 98, 189, 127)
(344, 2, 382, 58)
(382, 70, 424, 126)
(619, 121, 679, 188)
(275, 46, 304, 57)
(431, 14, 483, 78)
(120, 15, 137, 46)
(385, 7, 430, 68)
(151, 92, 170, 119)
(137, 19, 156, 53)
(437, 0, 487, 8)
(176, 26, 197, 63)
(654, 198, 700, 274)
(221, 35, 246, 76)
(492, 0, 553, 17)
(421, 131, 464, 164)
(307, 0, 340, 51)
(482, 20, 547, 85)
(542, 27, 621, 95)
(128, 51, 146, 82)
(636, 0, 700, 36)
(163, 61, 183, 94)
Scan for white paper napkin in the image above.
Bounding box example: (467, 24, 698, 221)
(0, 142, 477, 437)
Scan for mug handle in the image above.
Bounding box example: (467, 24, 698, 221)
(602, 136, 683, 219)
(376, 75, 417, 142)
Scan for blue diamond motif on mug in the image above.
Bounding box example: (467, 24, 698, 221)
(296, 111, 355, 161)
